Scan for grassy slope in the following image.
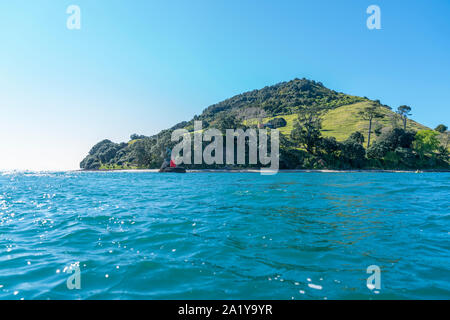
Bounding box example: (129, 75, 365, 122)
(321, 102, 429, 141)
(245, 102, 431, 143)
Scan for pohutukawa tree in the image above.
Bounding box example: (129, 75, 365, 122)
(291, 105, 324, 155)
(396, 105, 412, 130)
(358, 103, 385, 148)
(435, 124, 448, 133)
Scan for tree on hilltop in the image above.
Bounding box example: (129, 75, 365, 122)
(435, 124, 448, 133)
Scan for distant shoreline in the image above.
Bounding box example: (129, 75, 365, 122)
(79, 168, 450, 173)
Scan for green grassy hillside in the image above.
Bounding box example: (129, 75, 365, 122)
(321, 102, 429, 141)
(245, 101, 430, 143)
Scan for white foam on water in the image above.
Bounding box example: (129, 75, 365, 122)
(308, 283, 323, 290)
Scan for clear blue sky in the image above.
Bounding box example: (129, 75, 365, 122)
(0, 0, 449, 170)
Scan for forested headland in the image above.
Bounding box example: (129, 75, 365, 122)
(80, 79, 449, 171)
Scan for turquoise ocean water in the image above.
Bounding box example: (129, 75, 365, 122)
(0, 171, 448, 299)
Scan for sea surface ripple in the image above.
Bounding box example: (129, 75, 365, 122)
(0, 171, 449, 299)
